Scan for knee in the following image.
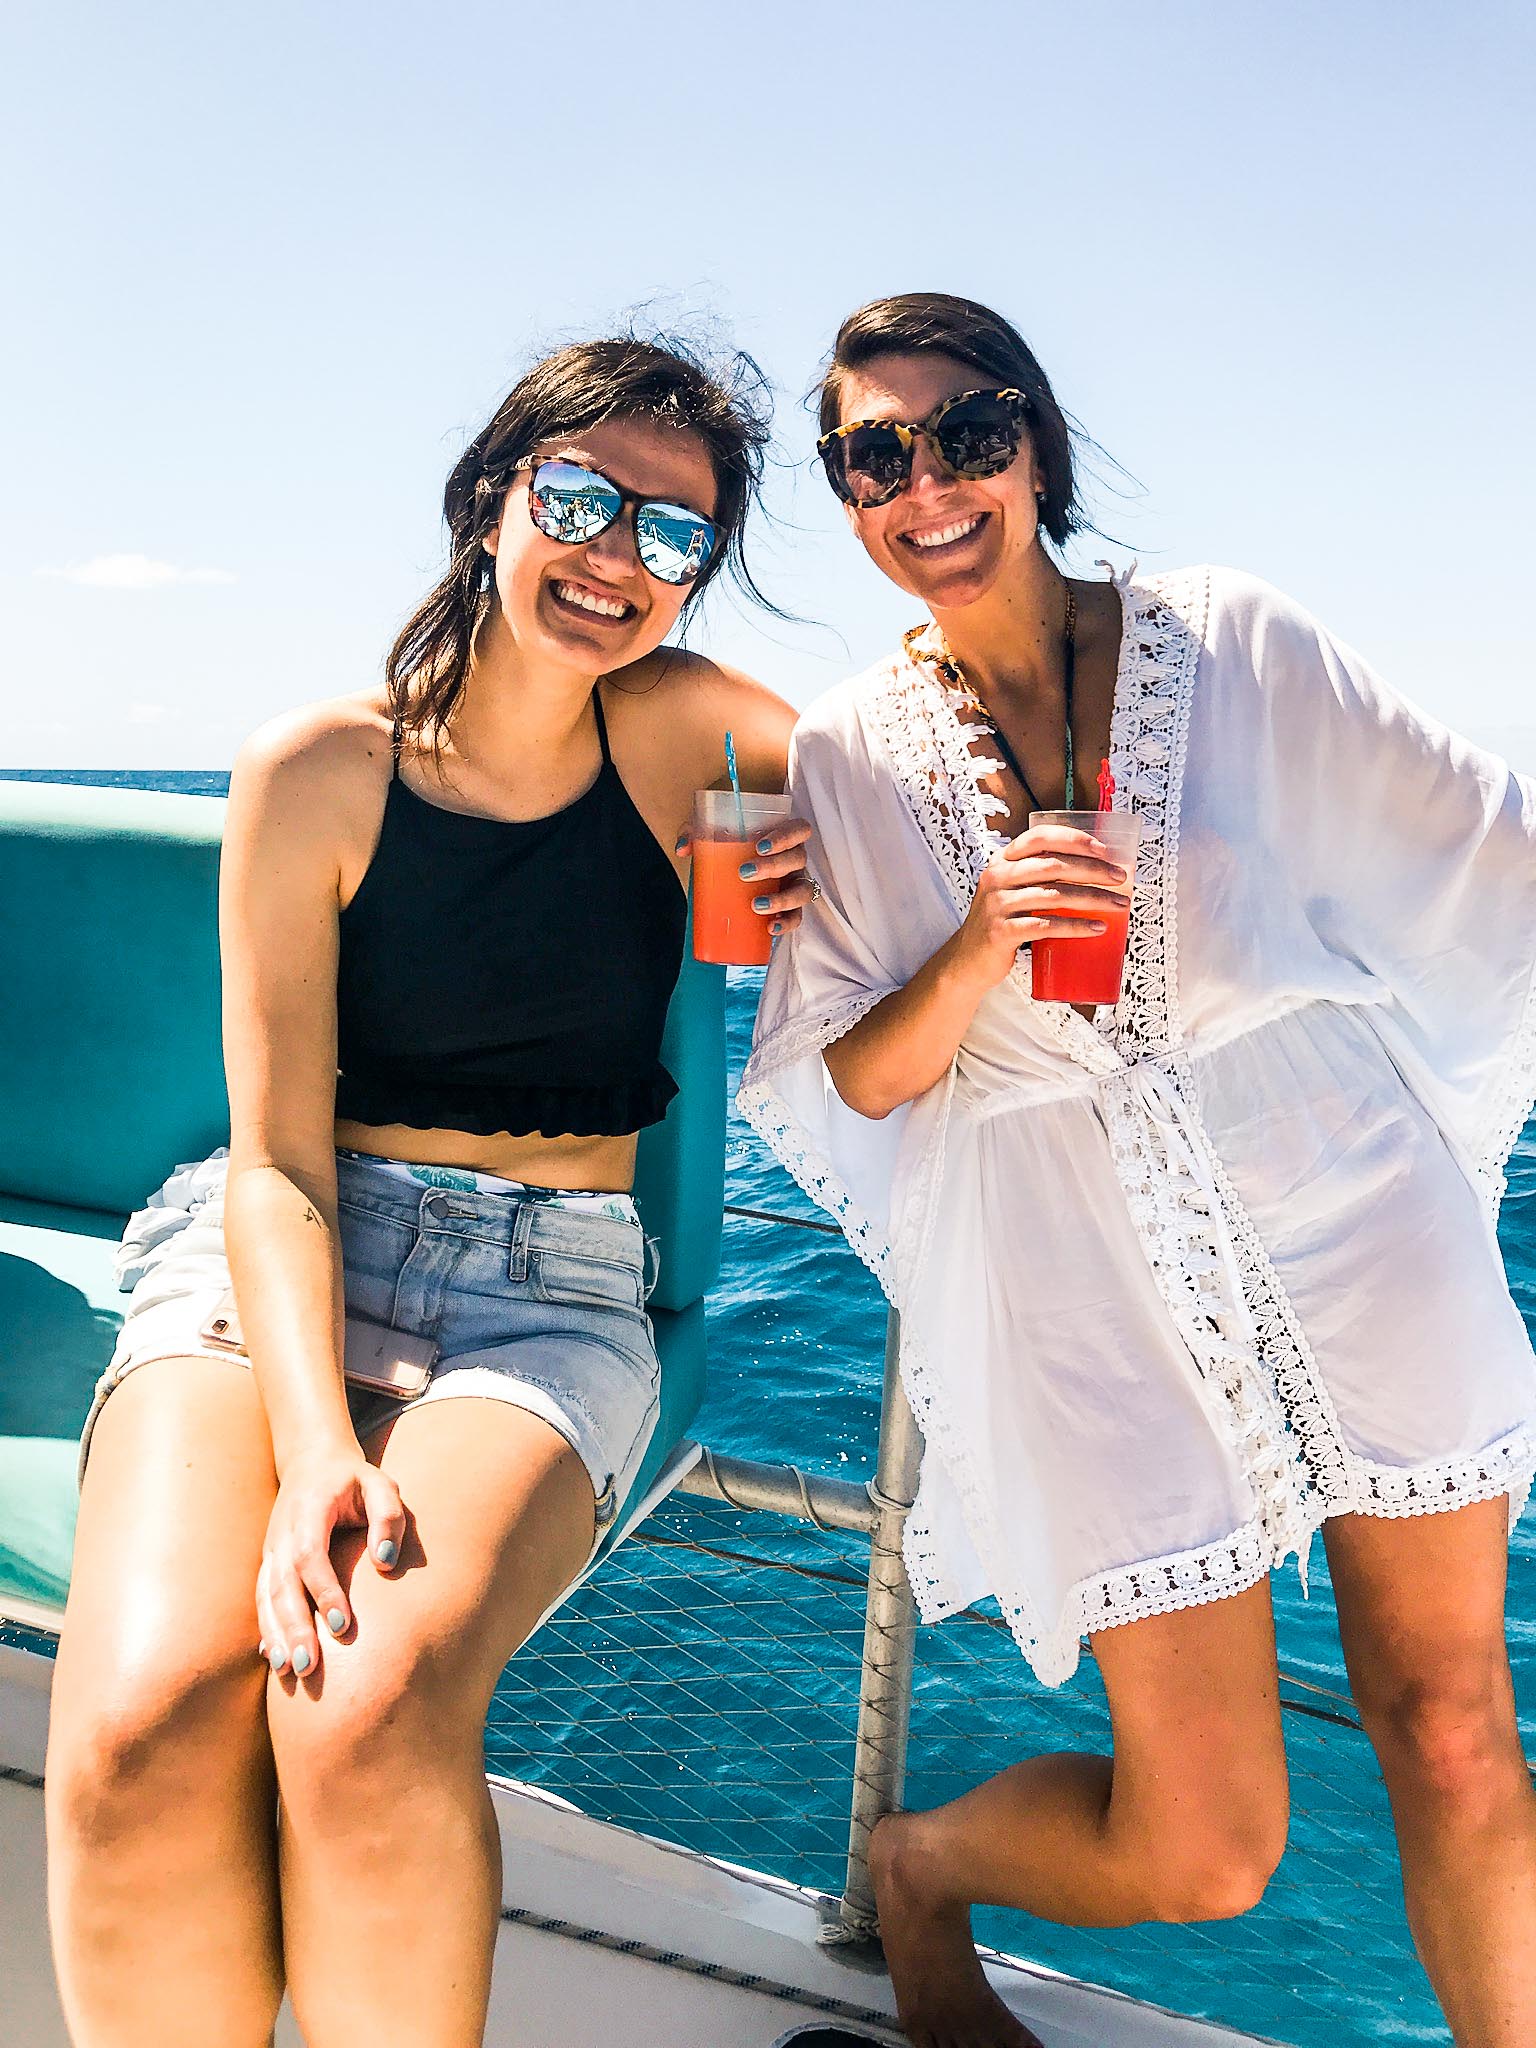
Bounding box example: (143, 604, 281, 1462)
(47, 1650, 266, 1849)
(271, 1635, 477, 1823)
(1141, 1805, 1289, 1923)
(1354, 1661, 1520, 1808)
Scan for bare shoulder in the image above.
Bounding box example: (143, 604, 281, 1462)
(609, 645, 788, 717)
(227, 692, 395, 867)
(232, 692, 392, 804)
(605, 647, 796, 785)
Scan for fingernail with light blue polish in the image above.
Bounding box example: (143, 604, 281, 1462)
(327, 1607, 346, 1635)
(375, 1539, 399, 1567)
(756, 837, 773, 854)
(674, 834, 687, 853)
(738, 860, 757, 879)
(291, 1645, 312, 1676)
(770, 920, 784, 935)
(752, 896, 770, 912)
(269, 1643, 288, 1673)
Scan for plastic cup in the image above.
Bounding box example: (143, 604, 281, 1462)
(691, 791, 794, 967)
(1027, 809, 1141, 1005)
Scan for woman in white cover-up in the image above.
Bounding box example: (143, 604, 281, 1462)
(741, 293, 1536, 2048)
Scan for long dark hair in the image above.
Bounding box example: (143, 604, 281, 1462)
(386, 334, 774, 751)
(816, 293, 1086, 548)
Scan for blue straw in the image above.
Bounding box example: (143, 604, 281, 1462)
(724, 730, 747, 836)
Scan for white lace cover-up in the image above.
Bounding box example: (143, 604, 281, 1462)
(740, 566, 1536, 1686)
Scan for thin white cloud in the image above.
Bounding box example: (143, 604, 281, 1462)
(35, 553, 236, 590)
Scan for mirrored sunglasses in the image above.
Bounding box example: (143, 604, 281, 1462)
(817, 387, 1029, 509)
(523, 458, 719, 586)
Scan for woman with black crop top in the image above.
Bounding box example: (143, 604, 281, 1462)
(46, 337, 812, 2048)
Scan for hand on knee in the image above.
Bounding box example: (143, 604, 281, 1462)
(268, 1636, 475, 1830)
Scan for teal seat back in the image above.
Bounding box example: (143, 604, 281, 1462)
(0, 780, 723, 1309)
(0, 782, 229, 1214)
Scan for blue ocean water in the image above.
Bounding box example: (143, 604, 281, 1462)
(15, 767, 1535, 2047)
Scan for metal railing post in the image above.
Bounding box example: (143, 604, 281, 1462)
(834, 1306, 923, 1941)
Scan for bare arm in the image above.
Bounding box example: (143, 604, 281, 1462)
(220, 711, 405, 1675)
(823, 826, 1132, 1119)
(220, 717, 354, 1467)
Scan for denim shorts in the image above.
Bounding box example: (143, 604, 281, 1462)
(80, 1149, 662, 1551)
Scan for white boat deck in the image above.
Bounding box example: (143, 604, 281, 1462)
(2, 1637, 1283, 2047)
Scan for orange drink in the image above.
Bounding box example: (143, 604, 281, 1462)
(691, 791, 794, 967)
(1027, 809, 1141, 1006)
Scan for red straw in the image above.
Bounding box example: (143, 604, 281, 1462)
(1096, 756, 1115, 814)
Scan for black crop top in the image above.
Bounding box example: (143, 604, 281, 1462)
(334, 693, 687, 1139)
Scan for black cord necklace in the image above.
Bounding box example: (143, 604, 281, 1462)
(927, 583, 1078, 816)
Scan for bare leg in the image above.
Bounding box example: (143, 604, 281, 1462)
(45, 1357, 282, 2048)
(870, 1577, 1288, 2048)
(267, 1398, 596, 2048)
(1326, 1497, 1536, 2048)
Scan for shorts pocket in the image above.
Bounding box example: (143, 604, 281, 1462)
(532, 1249, 644, 1315)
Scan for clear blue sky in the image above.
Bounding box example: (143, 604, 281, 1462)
(3, 0, 1532, 766)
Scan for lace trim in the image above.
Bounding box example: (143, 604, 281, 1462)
(863, 635, 998, 919)
(1101, 570, 1208, 1066)
(1476, 945, 1536, 1220)
(893, 1284, 1273, 1685)
(1099, 1060, 1323, 1574)
(738, 989, 897, 1295)
(891, 618, 1121, 1074)
(740, 986, 892, 1093)
(1349, 1426, 1536, 1528)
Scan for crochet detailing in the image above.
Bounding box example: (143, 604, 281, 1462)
(1478, 943, 1536, 1220)
(1101, 569, 1209, 1067)
(870, 626, 999, 919)
(738, 989, 896, 1293)
(897, 1287, 1272, 1685)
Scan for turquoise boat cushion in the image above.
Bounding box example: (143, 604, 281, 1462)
(0, 1192, 707, 1614)
(0, 783, 229, 1218)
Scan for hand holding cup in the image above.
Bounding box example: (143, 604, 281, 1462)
(684, 792, 815, 965)
(955, 822, 1133, 991)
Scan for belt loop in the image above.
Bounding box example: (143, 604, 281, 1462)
(508, 1202, 534, 1284)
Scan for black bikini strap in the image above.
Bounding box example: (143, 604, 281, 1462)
(591, 687, 612, 765)
(390, 715, 402, 781)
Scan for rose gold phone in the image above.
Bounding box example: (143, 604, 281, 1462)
(196, 1291, 436, 1400)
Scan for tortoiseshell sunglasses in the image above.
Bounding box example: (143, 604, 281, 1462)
(817, 387, 1029, 509)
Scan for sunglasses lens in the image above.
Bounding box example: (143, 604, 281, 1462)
(528, 460, 621, 544)
(830, 424, 908, 506)
(936, 394, 1025, 477)
(635, 502, 717, 585)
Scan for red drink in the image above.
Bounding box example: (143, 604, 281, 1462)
(1031, 901, 1131, 1004)
(691, 791, 794, 967)
(1026, 808, 1140, 1007)
(693, 837, 773, 966)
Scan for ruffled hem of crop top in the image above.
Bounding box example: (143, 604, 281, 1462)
(333, 1065, 679, 1141)
(333, 692, 688, 1141)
